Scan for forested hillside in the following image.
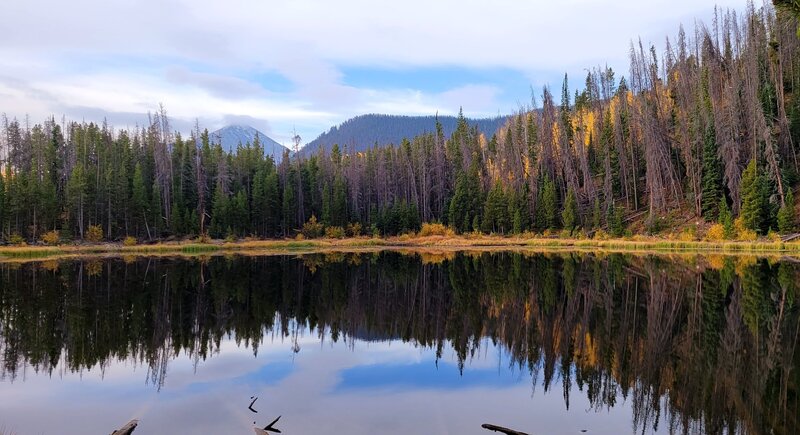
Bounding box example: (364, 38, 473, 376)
(0, 4, 799, 243)
(302, 114, 507, 154)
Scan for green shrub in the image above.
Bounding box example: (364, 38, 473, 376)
(8, 233, 25, 246)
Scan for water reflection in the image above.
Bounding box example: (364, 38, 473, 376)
(0, 252, 798, 434)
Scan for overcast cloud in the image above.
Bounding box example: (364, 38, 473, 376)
(0, 0, 749, 144)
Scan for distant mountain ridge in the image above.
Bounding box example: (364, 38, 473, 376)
(210, 125, 290, 163)
(302, 114, 508, 154)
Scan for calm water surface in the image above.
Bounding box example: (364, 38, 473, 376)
(0, 251, 797, 434)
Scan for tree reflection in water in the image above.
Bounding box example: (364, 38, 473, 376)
(0, 252, 797, 434)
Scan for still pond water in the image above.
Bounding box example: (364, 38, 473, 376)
(0, 251, 798, 434)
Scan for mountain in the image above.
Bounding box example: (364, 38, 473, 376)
(210, 125, 290, 163)
(302, 114, 508, 154)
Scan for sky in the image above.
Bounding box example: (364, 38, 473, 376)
(0, 0, 750, 146)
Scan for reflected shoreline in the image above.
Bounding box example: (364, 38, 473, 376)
(1, 251, 798, 434)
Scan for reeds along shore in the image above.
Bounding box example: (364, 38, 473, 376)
(2, 234, 800, 261)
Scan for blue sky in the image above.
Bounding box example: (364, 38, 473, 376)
(0, 0, 749, 145)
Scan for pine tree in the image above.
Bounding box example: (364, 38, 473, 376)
(718, 196, 734, 239)
(482, 183, 508, 233)
(608, 203, 624, 237)
(151, 180, 163, 237)
(131, 163, 148, 237)
(332, 175, 348, 227)
(265, 171, 280, 236)
(540, 176, 558, 230)
(740, 159, 766, 233)
(210, 187, 229, 238)
(449, 170, 481, 234)
(66, 165, 87, 238)
(282, 172, 297, 236)
(778, 190, 796, 233)
(562, 187, 579, 234)
(0, 171, 6, 238)
(592, 197, 602, 229)
(232, 190, 248, 235)
(701, 124, 722, 219)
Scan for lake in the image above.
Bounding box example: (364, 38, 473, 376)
(0, 251, 797, 434)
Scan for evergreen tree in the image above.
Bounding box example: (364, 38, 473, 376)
(718, 196, 734, 239)
(131, 163, 148, 237)
(777, 190, 796, 233)
(592, 197, 602, 229)
(150, 181, 162, 237)
(0, 172, 5, 238)
(540, 176, 558, 230)
(448, 170, 482, 234)
(561, 187, 578, 233)
(232, 190, 248, 235)
(608, 203, 624, 237)
(701, 124, 722, 219)
(482, 183, 508, 233)
(210, 187, 229, 238)
(66, 165, 87, 238)
(331, 175, 348, 226)
(740, 159, 767, 233)
(264, 171, 280, 236)
(282, 171, 297, 236)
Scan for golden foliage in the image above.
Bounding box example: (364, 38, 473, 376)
(704, 224, 726, 241)
(40, 231, 60, 246)
(418, 222, 454, 237)
(324, 226, 345, 239)
(86, 225, 104, 243)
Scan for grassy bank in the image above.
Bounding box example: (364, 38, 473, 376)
(1, 234, 800, 262)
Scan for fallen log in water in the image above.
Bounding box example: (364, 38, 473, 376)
(481, 423, 530, 435)
(111, 419, 139, 435)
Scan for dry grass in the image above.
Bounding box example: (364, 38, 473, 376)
(1, 234, 799, 263)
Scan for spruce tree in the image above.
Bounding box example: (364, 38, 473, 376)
(332, 175, 348, 227)
(482, 183, 508, 234)
(718, 196, 734, 239)
(608, 203, 624, 237)
(151, 181, 162, 237)
(265, 171, 280, 236)
(592, 197, 602, 229)
(562, 187, 578, 233)
(0, 172, 5, 238)
(540, 177, 558, 230)
(778, 190, 796, 233)
(740, 159, 766, 233)
(131, 163, 148, 236)
(701, 125, 722, 219)
(210, 188, 228, 238)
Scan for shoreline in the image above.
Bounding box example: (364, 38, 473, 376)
(2, 235, 800, 262)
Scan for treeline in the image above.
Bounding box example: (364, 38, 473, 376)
(1, 3, 800, 243)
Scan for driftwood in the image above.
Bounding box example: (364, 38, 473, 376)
(111, 419, 139, 435)
(781, 233, 800, 242)
(481, 423, 530, 435)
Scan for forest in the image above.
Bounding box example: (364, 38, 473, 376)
(1, 3, 800, 243)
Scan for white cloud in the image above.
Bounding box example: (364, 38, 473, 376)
(0, 0, 751, 142)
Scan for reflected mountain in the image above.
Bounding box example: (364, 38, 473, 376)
(0, 252, 798, 434)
